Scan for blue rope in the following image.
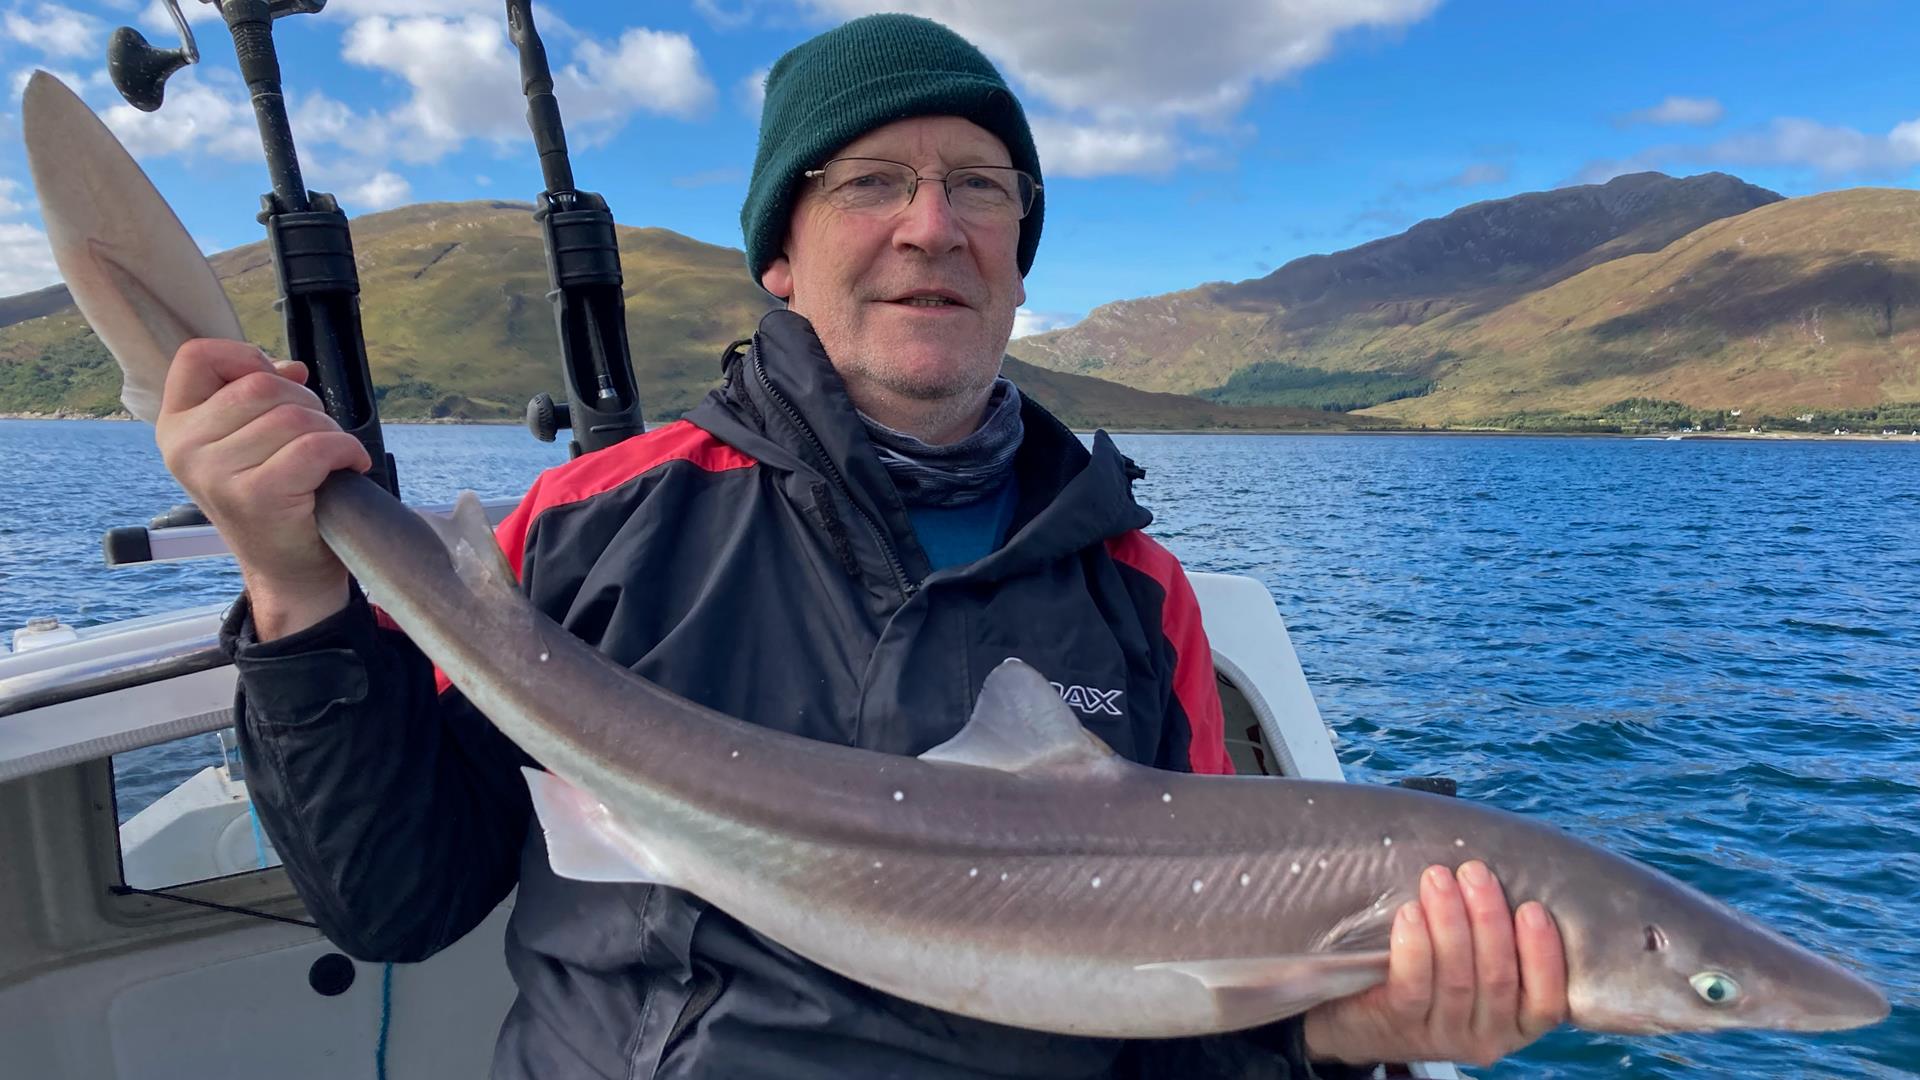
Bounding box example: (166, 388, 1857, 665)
(376, 962, 394, 1079)
(246, 803, 270, 870)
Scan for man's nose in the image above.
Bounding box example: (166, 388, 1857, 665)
(892, 179, 967, 254)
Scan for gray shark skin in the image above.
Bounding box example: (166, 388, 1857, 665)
(22, 69, 1890, 1043)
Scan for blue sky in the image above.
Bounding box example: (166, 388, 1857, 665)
(3, 1, 1919, 336)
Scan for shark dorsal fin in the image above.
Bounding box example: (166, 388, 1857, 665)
(919, 659, 1125, 778)
(421, 491, 519, 599)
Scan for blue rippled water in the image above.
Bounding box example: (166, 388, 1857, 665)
(3, 420, 1914, 1078)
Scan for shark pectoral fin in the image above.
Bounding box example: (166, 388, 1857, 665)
(422, 492, 518, 599)
(521, 767, 676, 885)
(1135, 952, 1391, 1027)
(918, 659, 1130, 779)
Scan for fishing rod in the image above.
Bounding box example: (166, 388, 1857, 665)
(106, 0, 398, 498)
(506, 0, 648, 457)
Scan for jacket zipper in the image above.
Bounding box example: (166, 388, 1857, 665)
(752, 342, 918, 599)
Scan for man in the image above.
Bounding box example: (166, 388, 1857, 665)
(156, 13, 1566, 1079)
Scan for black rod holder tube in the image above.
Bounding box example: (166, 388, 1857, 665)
(506, 0, 646, 457)
(217, 0, 395, 495)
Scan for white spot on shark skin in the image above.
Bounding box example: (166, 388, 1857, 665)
(1000, 872, 1010, 882)
(1455, 838, 1466, 848)
(872, 861, 884, 870)
(1318, 858, 1329, 870)
(1091, 875, 1103, 889)
(729, 750, 740, 759)
(1161, 792, 1172, 803)
(538, 648, 550, 662)
(1383, 836, 1393, 847)
(1290, 862, 1302, 875)
(1191, 879, 1205, 894)
(1306, 798, 1315, 806)
(968, 868, 979, 878)
(1239, 872, 1251, 887)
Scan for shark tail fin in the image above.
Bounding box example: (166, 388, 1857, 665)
(422, 492, 519, 599)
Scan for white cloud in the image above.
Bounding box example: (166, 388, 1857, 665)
(10, 65, 106, 98)
(694, 0, 766, 29)
(100, 72, 262, 161)
(1012, 307, 1080, 337)
(1619, 96, 1725, 128)
(3, 3, 101, 57)
(340, 169, 411, 210)
(331, 16, 712, 164)
(1443, 162, 1508, 187)
(323, 0, 499, 14)
(564, 27, 716, 122)
(340, 15, 524, 161)
(1575, 115, 1920, 184)
(0, 177, 22, 216)
(804, 0, 1436, 118)
(0, 221, 61, 295)
(796, 0, 1438, 178)
(1030, 117, 1177, 178)
(739, 66, 768, 117)
(1889, 119, 1920, 160)
(673, 167, 744, 189)
(139, 0, 222, 31)
(1710, 117, 1901, 173)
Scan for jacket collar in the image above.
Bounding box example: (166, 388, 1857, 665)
(689, 309, 1152, 583)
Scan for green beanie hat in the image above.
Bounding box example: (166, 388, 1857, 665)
(741, 13, 1044, 285)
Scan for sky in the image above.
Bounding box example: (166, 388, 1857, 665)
(3, 1, 1920, 336)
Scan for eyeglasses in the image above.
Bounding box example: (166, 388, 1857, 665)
(802, 157, 1041, 223)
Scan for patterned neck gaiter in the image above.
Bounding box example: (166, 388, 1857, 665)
(859, 377, 1025, 507)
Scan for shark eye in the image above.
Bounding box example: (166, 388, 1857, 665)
(1690, 971, 1740, 1006)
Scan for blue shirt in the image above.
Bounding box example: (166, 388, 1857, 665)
(905, 477, 1020, 571)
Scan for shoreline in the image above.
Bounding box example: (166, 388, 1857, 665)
(5, 414, 1913, 442)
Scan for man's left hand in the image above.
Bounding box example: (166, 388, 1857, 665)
(1300, 860, 1568, 1069)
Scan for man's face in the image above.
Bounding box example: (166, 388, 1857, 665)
(761, 116, 1027, 420)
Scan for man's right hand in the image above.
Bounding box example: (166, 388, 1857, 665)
(156, 338, 372, 640)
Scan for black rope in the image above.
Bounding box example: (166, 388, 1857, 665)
(109, 884, 320, 929)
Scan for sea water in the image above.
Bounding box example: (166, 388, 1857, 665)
(2, 420, 1913, 1078)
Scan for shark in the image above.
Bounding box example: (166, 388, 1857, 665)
(21, 69, 1890, 1044)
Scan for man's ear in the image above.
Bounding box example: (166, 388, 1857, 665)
(761, 256, 794, 301)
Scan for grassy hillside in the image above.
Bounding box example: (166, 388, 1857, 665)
(1013, 172, 1782, 399)
(0, 200, 1361, 431)
(1004, 357, 1372, 431)
(212, 201, 779, 420)
(1012, 173, 1920, 425)
(1383, 187, 1920, 421)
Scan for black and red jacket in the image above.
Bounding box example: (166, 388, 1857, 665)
(226, 309, 1339, 1078)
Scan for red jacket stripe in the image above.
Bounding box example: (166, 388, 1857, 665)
(371, 420, 757, 693)
(1103, 532, 1234, 776)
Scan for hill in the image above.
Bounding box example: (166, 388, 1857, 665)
(1399, 186, 1920, 422)
(1012, 172, 1783, 405)
(1002, 172, 1920, 423)
(0, 200, 1363, 431)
